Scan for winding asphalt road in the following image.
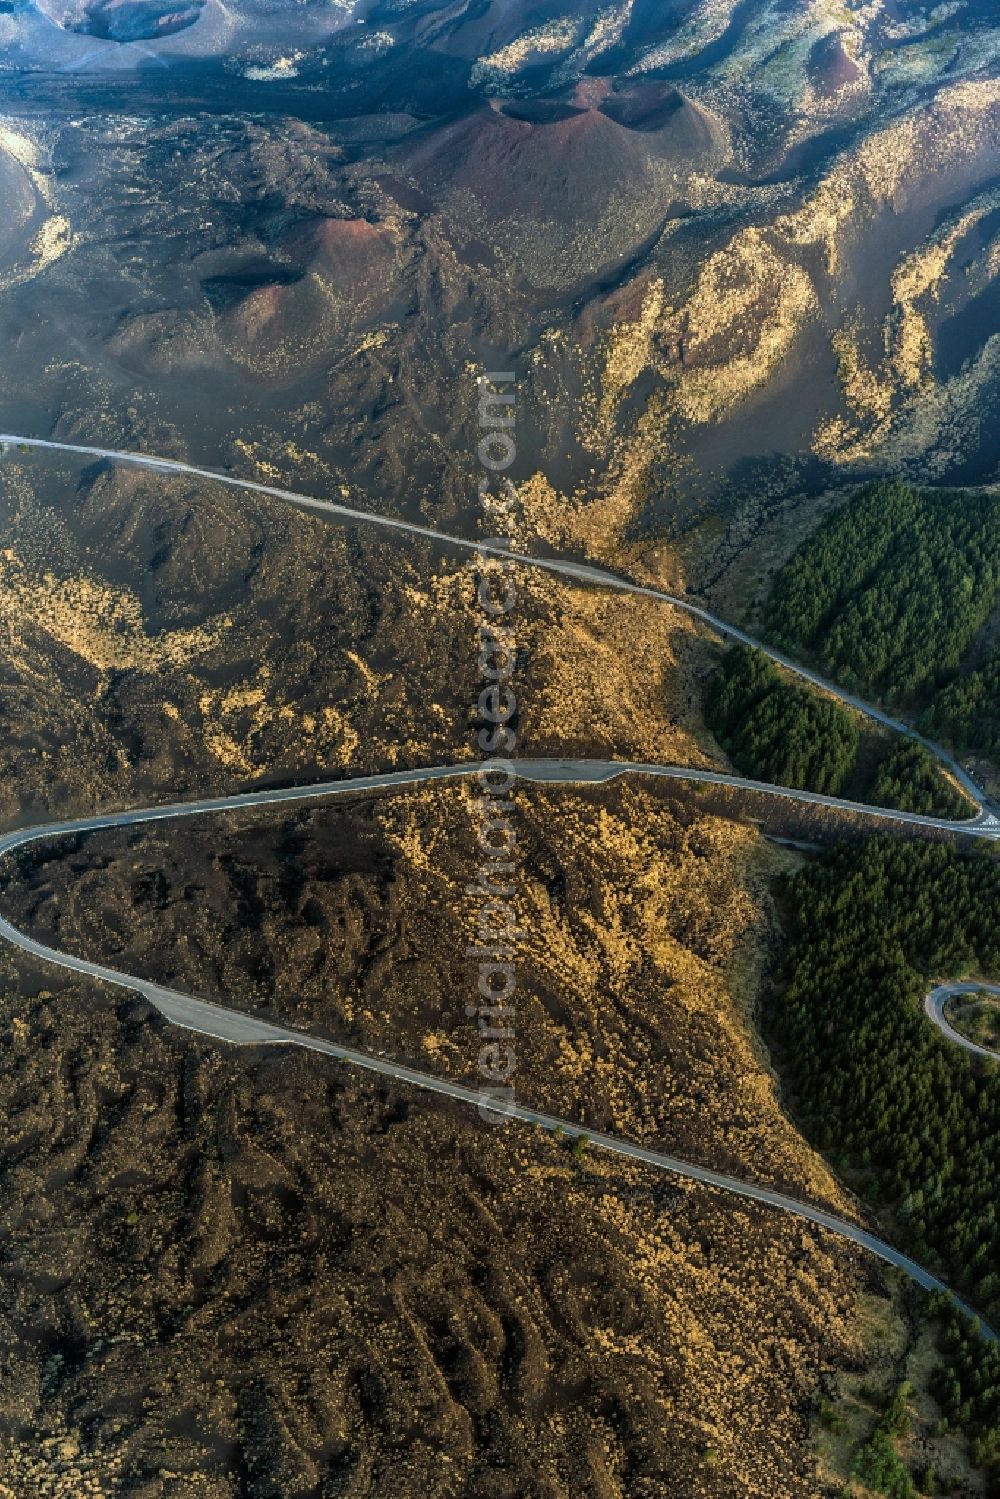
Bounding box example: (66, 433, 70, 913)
(926, 982, 1000, 1061)
(1, 434, 998, 1333)
(0, 760, 995, 1336)
(0, 761, 995, 1337)
(0, 432, 990, 810)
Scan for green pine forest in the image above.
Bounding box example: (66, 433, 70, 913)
(764, 480, 1000, 727)
(869, 741, 970, 820)
(769, 839, 1000, 1327)
(926, 1297, 1000, 1487)
(705, 646, 969, 817)
(748, 478, 1000, 1485)
(920, 646, 1000, 761)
